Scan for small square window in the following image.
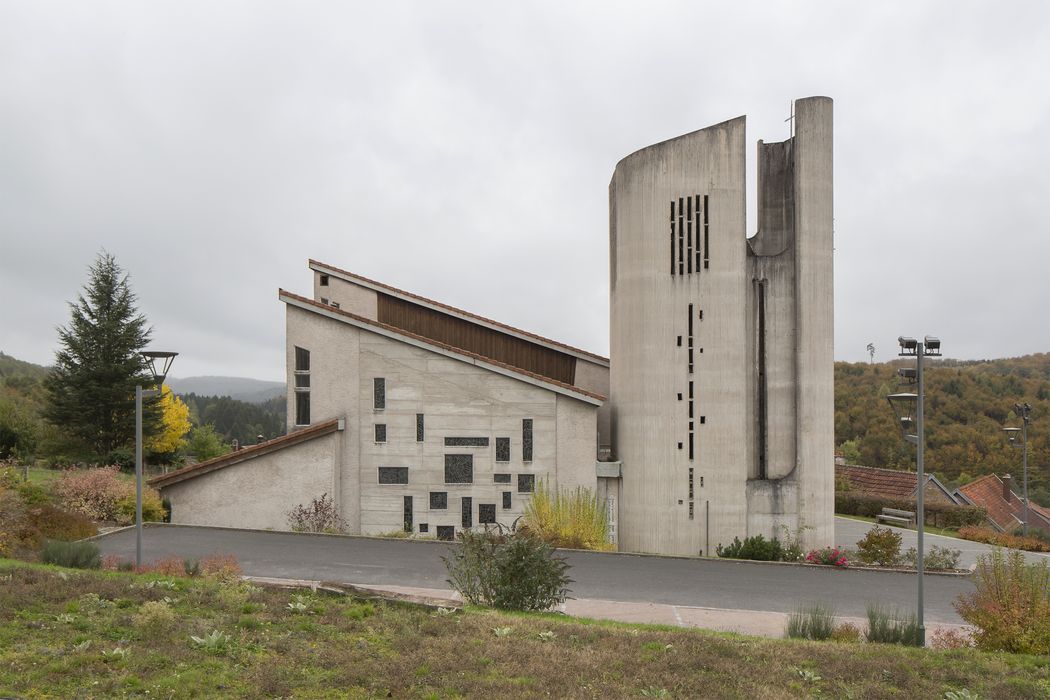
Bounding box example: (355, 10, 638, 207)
(430, 492, 447, 509)
(375, 424, 387, 443)
(320, 297, 329, 305)
(493, 473, 512, 484)
(419, 523, 429, 533)
(436, 525, 455, 541)
(517, 474, 535, 493)
(479, 504, 496, 524)
(319, 274, 329, 286)
(444, 454, 473, 484)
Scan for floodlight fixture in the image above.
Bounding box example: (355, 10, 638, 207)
(924, 336, 941, 356)
(898, 336, 918, 355)
(898, 367, 917, 381)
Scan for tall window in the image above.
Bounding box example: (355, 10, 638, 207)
(373, 377, 386, 410)
(294, 347, 310, 426)
(522, 419, 533, 462)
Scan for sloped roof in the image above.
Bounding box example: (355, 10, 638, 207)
(957, 473, 1050, 533)
(150, 418, 342, 489)
(280, 290, 605, 405)
(835, 463, 956, 502)
(309, 259, 609, 366)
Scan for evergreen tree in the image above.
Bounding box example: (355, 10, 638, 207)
(43, 253, 160, 458)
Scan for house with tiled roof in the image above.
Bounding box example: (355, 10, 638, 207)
(835, 464, 960, 506)
(955, 473, 1050, 535)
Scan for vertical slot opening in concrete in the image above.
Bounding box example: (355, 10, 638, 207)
(694, 194, 702, 271)
(496, 437, 510, 462)
(502, 491, 512, 509)
(757, 279, 768, 480)
(670, 200, 676, 276)
(678, 196, 685, 275)
(416, 413, 424, 442)
(703, 194, 710, 268)
(686, 194, 693, 274)
(404, 496, 413, 532)
(374, 424, 387, 443)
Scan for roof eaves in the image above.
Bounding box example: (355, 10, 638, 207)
(280, 290, 606, 405)
(308, 259, 610, 367)
(150, 418, 343, 489)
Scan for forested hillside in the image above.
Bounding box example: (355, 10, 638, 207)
(180, 393, 285, 446)
(836, 354, 1050, 505)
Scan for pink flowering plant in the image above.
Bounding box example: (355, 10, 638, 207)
(805, 546, 849, 568)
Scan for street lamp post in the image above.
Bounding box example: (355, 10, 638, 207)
(886, 335, 940, 648)
(1003, 402, 1032, 537)
(136, 351, 177, 568)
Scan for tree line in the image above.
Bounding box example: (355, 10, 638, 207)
(836, 355, 1050, 506)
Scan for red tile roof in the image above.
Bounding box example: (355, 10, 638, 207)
(957, 474, 1050, 533)
(280, 290, 606, 404)
(835, 464, 952, 502)
(149, 418, 342, 489)
(309, 259, 609, 365)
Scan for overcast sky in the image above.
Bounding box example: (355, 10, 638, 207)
(2, 2, 1049, 382)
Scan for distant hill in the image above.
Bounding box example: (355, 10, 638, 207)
(835, 353, 1050, 506)
(0, 352, 49, 382)
(167, 376, 285, 404)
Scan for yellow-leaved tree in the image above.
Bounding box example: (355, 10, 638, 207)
(147, 385, 191, 455)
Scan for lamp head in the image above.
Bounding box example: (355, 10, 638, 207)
(924, 336, 941, 356)
(898, 336, 918, 355)
(140, 351, 178, 386)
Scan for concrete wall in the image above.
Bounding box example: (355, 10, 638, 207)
(286, 304, 599, 537)
(164, 432, 339, 530)
(610, 98, 835, 556)
(573, 358, 610, 453)
(610, 117, 750, 556)
(314, 272, 379, 319)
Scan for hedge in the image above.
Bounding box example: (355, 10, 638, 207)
(835, 492, 986, 529)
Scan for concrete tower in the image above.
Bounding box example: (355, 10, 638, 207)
(609, 96, 834, 556)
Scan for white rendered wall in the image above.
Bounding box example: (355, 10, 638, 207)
(164, 433, 338, 531)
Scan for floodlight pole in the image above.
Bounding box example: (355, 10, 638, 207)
(1019, 403, 1031, 537)
(914, 341, 926, 648)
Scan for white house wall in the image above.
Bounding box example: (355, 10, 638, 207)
(163, 432, 339, 531)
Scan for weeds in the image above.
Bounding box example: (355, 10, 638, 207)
(785, 604, 836, 640)
(521, 478, 613, 551)
(866, 604, 923, 646)
(189, 629, 232, 654)
(905, 545, 962, 571)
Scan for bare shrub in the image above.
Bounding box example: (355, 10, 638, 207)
(286, 493, 347, 534)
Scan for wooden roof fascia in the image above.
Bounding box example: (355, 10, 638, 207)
(280, 290, 605, 406)
(307, 259, 610, 367)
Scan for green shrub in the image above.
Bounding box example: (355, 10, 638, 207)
(521, 479, 612, 551)
(786, 604, 836, 640)
(443, 529, 572, 611)
(835, 492, 985, 529)
(904, 545, 961, 570)
(954, 549, 1050, 654)
(716, 535, 784, 561)
(855, 525, 903, 566)
(866, 604, 923, 646)
(40, 539, 101, 569)
(15, 481, 51, 506)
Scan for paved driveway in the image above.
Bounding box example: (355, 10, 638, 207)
(96, 524, 974, 623)
(834, 516, 1050, 568)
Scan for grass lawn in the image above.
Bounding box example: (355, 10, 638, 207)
(24, 467, 64, 487)
(2, 561, 1049, 699)
(836, 513, 962, 539)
